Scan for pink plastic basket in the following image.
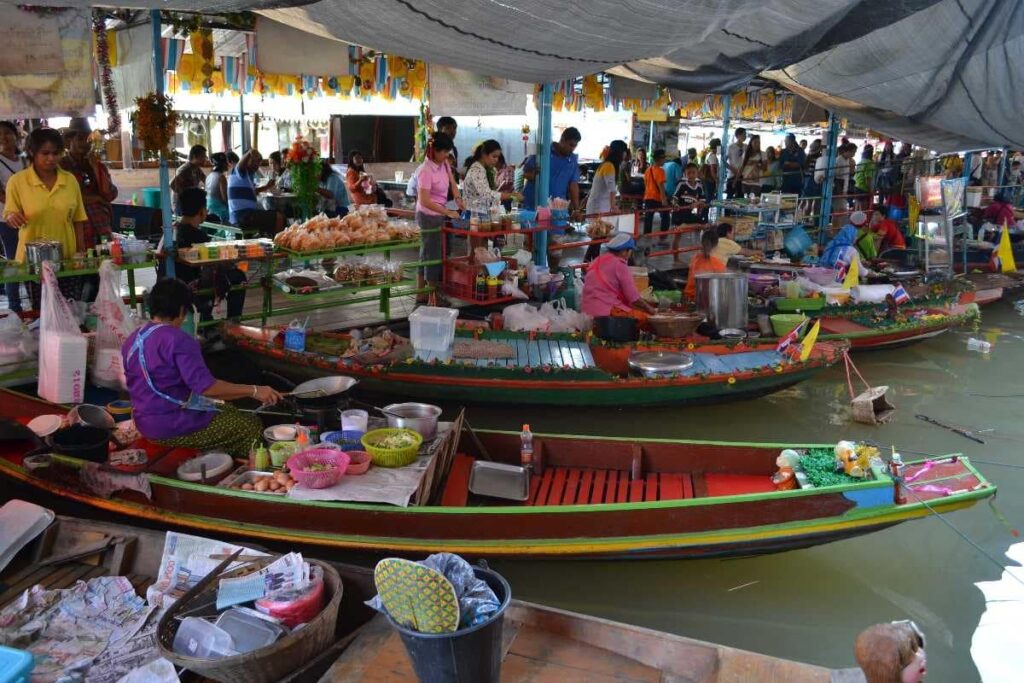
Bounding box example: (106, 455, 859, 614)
(286, 449, 350, 489)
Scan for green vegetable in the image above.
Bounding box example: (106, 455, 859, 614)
(799, 448, 862, 488)
(376, 431, 418, 449)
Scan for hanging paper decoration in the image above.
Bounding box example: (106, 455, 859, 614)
(189, 29, 215, 93)
(134, 92, 178, 156)
(92, 11, 120, 135)
(161, 37, 186, 72)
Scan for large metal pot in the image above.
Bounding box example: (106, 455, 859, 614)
(24, 241, 63, 267)
(381, 402, 441, 440)
(695, 272, 748, 330)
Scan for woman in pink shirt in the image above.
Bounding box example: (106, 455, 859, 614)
(416, 132, 464, 300)
(582, 233, 656, 321)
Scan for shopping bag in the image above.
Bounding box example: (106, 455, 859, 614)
(91, 260, 141, 389)
(38, 261, 87, 403)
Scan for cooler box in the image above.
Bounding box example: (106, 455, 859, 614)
(0, 646, 33, 683)
(409, 306, 458, 360)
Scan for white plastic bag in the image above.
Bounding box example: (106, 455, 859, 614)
(38, 261, 87, 403)
(502, 303, 549, 332)
(91, 260, 141, 389)
(539, 299, 588, 333)
(0, 309, 34, 364)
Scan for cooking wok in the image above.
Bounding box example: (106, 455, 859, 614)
(263, 373, 359, 408)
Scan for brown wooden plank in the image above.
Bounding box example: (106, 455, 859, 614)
(546, 468, 568, 506)
(43, 564, 95, 590)
(440, 455, 474, 507)
(561, 469, 582, 506)
(681, 473, 695, 499)
(528, 469, 542, 504)
(533, 468, 555, 506)
(0, 567, 52, 606)
(577, 470, 594, 505)
(616, 472, 629, 503)
(644, 474, 658, 502)
(505, 627, 661, 682)
(589, 470, 606, 504)
(659, 473, 685, 500)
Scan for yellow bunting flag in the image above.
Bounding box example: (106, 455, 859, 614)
(841, 256, 860, 289)
(996, 221, 1017, 273)
(799, 320, 821, 362)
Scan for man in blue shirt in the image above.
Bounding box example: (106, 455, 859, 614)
(227, 150, 283, 236)
(521, 127, 582, 214)
(663, 153, 683, 201)
(778, 133, 806, 194)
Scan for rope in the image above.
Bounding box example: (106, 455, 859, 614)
(903, 485, 1024, 589)
(843, 351, 872, 401)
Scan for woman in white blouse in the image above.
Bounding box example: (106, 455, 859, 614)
(461, 140, 520, 211)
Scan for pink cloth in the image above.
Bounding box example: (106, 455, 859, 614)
(415, 158, 451, 217)
(582, 254, 640, 318)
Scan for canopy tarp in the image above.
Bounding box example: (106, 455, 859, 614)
(34, 0, 1023, 150)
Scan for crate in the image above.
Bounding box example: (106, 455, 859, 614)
(443, 257, 516, 302)
(723, 216, 757, 240)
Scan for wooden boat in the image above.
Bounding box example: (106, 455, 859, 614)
(1, 514, 865, 682)
(806, 304, 978, 351)
(223, 324, 847, 407)
(0, 390, 994, 560)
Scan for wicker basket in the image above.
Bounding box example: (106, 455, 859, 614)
(361, 428, 423, 467)
(156, 557, 342, 683)
(647, 313, 703, 339)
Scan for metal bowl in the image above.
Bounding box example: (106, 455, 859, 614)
(68, 404, 115, 430)
(627, 351, 695, 378)
(381, 402, 442, 440)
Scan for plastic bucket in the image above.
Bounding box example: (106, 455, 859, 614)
(391, 566, 511, 683)
(771, 313, 807, 337)
(141, 187, 161, 209)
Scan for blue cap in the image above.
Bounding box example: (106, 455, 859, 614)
(606, 232, 636, 252)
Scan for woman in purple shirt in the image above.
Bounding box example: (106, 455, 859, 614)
(122, 278, 282, 455)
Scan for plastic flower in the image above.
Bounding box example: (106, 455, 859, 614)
(727, 376, 737, 384)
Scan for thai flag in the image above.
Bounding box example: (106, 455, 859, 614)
(834, 262, 847, 283)
(893, 283, 911, 305)
(776, 317, 808, 353)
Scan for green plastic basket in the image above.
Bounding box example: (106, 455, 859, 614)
(772, 296, 826, 312)
(361, 428, 423, 468)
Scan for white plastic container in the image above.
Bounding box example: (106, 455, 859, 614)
(340, 409, 369, 432)
(172, 617, 237, 659)
(967, 338, 992, 353)
(408, 306, 458, 360)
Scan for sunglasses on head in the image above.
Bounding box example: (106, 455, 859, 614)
(891, 619, 926, 649)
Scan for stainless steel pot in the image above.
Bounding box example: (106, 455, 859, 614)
(381, 402, 442, 440)
(24, 241, 63, 267)
(695, 272, 748, 330)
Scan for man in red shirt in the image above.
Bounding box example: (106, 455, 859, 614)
(870, 205, 906, 254)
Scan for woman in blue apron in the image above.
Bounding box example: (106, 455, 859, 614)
(122, 278, 282, 456)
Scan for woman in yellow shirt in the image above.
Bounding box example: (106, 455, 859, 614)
(2, 128, 87, 264)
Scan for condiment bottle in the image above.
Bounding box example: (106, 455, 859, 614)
(254, 444, 269, 470)
(487, 277, 499, 299)
(889, 452, 906, 504)
(110, 239, 122, 265)
(475, 270, 487, 299)
(520, 424, 533, 469)
(295, 425, 309, 450)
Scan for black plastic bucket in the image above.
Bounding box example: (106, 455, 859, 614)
(593, 315, 638, 342)
(390, 566, 511, 683)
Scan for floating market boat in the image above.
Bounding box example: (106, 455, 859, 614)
(2, 514, 861, 681)
(0, 390, 993, 560)
(222, 324, 847, 407)
(793, 304, 979, 351)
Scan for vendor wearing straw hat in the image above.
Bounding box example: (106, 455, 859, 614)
(581, 232, 656, 323)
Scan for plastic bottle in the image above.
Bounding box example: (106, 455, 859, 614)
(475, 270, 487, 299)
(110, 239, 122, 265)
(966, 338, 992, 353)
(520, 424, 533, 469)
(295, 425, 309, 450)
(253, 444, 269, 470)
(889, 452, 906, 504)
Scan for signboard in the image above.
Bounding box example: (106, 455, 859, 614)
(941, 177, 967, 219)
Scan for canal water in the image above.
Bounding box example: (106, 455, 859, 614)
(465, 300, 1024, 682)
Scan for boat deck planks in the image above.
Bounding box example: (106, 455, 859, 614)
(440, 455, 474, 507)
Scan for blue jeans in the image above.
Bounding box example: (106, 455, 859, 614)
(0, 223, 21, 311)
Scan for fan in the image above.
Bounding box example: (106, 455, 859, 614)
(188, 121, 207, 137)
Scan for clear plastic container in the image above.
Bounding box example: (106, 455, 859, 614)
(172, 617, 237, 659)
(215, 608, 284, 653)
(966, 338, 992, 353)
(409, 306, 458, 359)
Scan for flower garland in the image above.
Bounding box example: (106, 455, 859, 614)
(286, 135, 321, 220)
(134, 93, 178, 157)
(92, 12, 120, 135)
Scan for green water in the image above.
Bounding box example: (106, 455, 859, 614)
(466, 301, 1024, 681)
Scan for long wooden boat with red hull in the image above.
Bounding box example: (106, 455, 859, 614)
(0, 390, 993, 561)
(223, 324, 846, 407)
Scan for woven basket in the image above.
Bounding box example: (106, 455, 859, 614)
(287, 449, 350, 489)
(647, 313, 703, 339)
(157, 557, 342, 683)
(361, 428, 422, 467)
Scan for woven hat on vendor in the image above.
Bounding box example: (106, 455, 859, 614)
(849, 210, 869, 227)
(605, 232, 636, 252)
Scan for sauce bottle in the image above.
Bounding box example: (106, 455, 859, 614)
(520, 424, 533, 469)
(295, 425, 309, 451)
(475, 270, 487, 299)
(889, 452, 906, 504)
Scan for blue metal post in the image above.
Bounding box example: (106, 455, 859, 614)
(152, 10, 174, 278)
(716, 95, 731, 202)
(817, 111, 841, 244)
(239, 93, 247, 151)
(533, 83, 552, 267)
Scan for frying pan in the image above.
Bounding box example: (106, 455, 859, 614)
(263, 373, 359, 408)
